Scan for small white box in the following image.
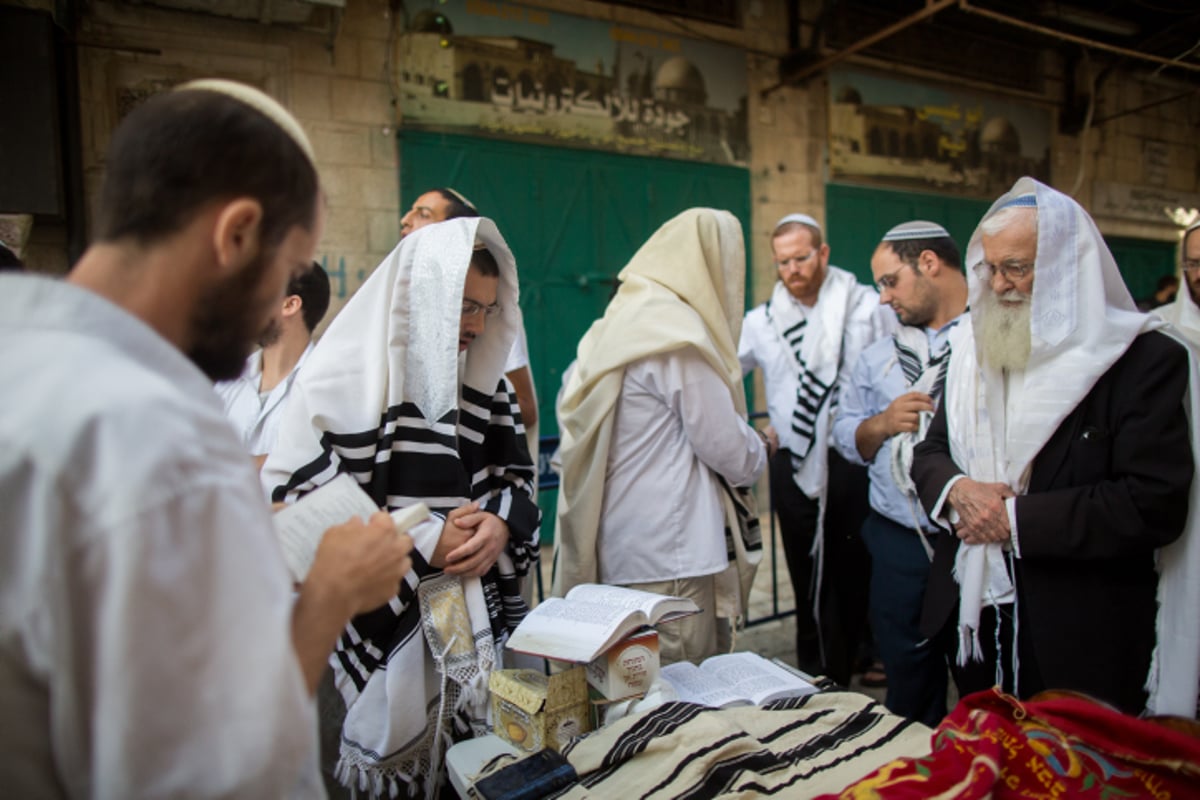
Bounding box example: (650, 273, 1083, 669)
(586, 628, 660, 701)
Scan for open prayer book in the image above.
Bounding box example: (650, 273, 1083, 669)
(659, 652, 819, 708)
(506, 584, 700, 663)
(272, 472, 430, 582)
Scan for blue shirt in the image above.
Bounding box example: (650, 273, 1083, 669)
(831, 314, 966, 531)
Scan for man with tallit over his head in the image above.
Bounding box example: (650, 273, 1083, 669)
(263, 217, 540, 798)
(911, 177, 1200, 718)
(1152, 219, 1200, 347)
(553, 208, 767, 665)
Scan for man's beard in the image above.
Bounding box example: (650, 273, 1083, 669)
(978, 289, 1032, 371)
(187, 248, 276, 381)
(257, 317, 283, 348)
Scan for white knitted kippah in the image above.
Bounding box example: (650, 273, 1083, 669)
(176, 78, 315, 168)
(882, 220, 951, 242)
(774, 213, 821, 235)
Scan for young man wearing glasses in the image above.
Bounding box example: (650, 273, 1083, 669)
(737, 213, 895, 684)
(831, 221, 968, 726)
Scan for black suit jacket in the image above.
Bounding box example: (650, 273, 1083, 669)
(912, 330, 1192, 712)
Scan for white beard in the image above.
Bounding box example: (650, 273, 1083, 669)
(978, 289, 1032, 371)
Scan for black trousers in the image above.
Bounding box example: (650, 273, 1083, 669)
(770, 447, 872, 685)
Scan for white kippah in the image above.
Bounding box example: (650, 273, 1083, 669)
(882, 220, 951, 242)
(774, 213, 821, 234)
(444, 187, 477, 211)
(1186, 218, 1200, 235)
(175, 79, 316, 168)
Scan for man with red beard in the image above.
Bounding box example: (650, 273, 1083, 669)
(738, 213, 894, 683)
(912, 178, 1200, 717)
(0, 80, 413, 796)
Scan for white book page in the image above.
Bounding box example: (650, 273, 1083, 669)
(564, 584, 697, 621)
(659, 662, 748, 708)
(699, 653, 817, 705)
(506, 597, 645, 662)
(272, 474, 431, 583)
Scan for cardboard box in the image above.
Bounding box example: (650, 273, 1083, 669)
(489, 666, 591, 753)
(585, 628, 660, 701)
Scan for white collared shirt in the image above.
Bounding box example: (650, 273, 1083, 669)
(738, 277, 895, 459)
(0, 275, 322, 799)
(597, 348, 767, 585)
(216, 343, 314, 457)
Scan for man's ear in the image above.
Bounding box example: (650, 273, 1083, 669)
(281, 294, 303, 319)
(212, 198, 264, 276)
(919, 249, 939, 276)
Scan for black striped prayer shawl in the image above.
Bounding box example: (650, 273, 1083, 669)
(766, 305, 834, 461)
(271, 380, 540, 797)
(474, 690, 931, 799)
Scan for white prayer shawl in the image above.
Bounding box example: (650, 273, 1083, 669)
(262, 217, 537, 796)
(765, 266, 859, 499)
(942, 176, 1200, 716)
(1152, 286, 1200, 346)
(553, 208, 762, 623)
(888, 320, 966, 522)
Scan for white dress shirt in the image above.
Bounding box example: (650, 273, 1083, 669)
(739, 273, 894, 488)
(597, 348, 767, 585)
(215, 343, 314, 457)
(0, 275, 322, 799)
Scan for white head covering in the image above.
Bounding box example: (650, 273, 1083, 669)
(176, 78, 316, 168)
(554, 208, 760, 612)
(263, 216, 521, 499)
(962, 177, 1147, 479)
(882, 220, 952, 242)
(1154, 222, 1200, 344)
(774, 212, 822, 235)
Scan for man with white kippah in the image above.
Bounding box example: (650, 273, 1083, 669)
(738, 212, 895, 683)
(0, 80, 415, 796)
(832, 220, 969, 726)
(912, 178, 1200, 717)
(1152, 220, 1200, 346)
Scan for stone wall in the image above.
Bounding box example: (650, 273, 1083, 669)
(7, 0, 1198, 300)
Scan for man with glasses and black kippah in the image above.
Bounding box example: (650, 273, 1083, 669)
(832, 220, 969, 727)
(1152, 220, 1200, 345)
(912, 178, 1200, 718)
(738, 212, 895, 684)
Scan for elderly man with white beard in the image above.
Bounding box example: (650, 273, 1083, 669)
(911, 177, 1200, 718)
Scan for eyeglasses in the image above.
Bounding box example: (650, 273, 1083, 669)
(461, 298, 502, 318)
(1182, 259, 1200, 273)
(979, 260, 1035, 282)
(874, 265, 909, 292)
(776, 251, 819, 272)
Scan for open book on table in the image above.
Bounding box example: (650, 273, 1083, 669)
(659, 651, 819, 708)
(505, 584, 700, 664)
(272, 472, 430, 582)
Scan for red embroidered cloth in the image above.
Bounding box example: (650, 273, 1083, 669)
(823, 688, 1200, 798)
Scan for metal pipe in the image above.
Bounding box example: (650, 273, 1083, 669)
(957, 0, 1200, 74)
(761, 0, 958, 97)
